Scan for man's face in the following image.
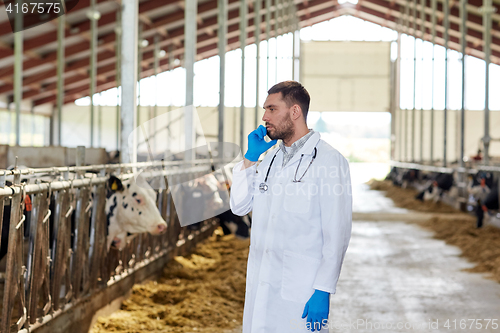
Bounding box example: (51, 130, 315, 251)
(262, 93, 295, 142)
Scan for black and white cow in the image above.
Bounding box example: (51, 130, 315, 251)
(467, 171, 494, 202)
(415, 172, 456, 203)
(386, 168, 420, 188)
(105, 175, 167, 250)
(475, 181, 499, 228)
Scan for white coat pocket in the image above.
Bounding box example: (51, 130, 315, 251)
(281, 250, 321, 303)
(283, 182, 313, 214)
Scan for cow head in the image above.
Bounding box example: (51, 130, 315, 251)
(106, 175, 167, 250)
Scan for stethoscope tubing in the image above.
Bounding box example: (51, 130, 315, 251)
(260, 146, 318, 192)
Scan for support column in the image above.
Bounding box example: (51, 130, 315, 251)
(137, 23, 143, 126)
(430, 0, 436, 165)
(185, 0, 197, 161)
(239, 0, 247, 152)
(274, 0, 279, 83)
(6, 102, 11, 145)
(168, 44, 174, 158)
(49, 105, 55, 146)
(443, 0, 449, 167)
(482, 0, 493, 165)
(89, 0, 98, 148)
(404, 1, 410, 162)
(153, 34, 160, 153)
(30, 104, 35, 145)
(396, 18, 402, 162)
(291, 4, 297, 81)
(459, 0, 467, 171)
(265, 0, 271, 90)
(120, 0, 138, 164)
(411, 0, 417, 162)
(218, 0, 227, 156)
(57, 15, 64, 146)
(255, 0, 261, 129)
(420, 0, 425, 163)
(115, 6, 122, 151)
(98, 92, 102, 147)
(292, 2, 300, 82)
(390, 55, 396, 161)
(14, 2, 23, 146)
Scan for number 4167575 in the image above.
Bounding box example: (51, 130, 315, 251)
(6, 2, 61, 14)
(443, 319, 498, 330)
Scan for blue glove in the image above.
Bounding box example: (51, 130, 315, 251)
(244, 125, 278, 162)
(301, 289, 330, 332)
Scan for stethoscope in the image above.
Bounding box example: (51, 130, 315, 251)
(258, 147, 318, 193)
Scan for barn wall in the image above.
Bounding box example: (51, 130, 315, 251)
(394, 108, 500, 163)
(301, 41, 391, 113)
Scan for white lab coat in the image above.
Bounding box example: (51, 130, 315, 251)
(230, 132, 352, 333)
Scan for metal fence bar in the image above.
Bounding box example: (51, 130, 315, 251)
(26, 192, 51, 325)
(0, 164, 218, 198)
(89, 183, 107, 292)
(390, 160, 455, 174)
(72, 187, 91, 300)
(50, 189, 72, 312)
(1, 184, 26, 332)
(0, 158, 234, 177)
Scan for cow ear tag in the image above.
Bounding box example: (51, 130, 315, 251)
(111, 181, 118, 191)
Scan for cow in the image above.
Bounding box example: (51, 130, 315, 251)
(415, 172, 456, 203)
(475, 181, 499, 228)
(386, 168, 420, 188)
(105, 175, 167, 250)
(467, 171, 494, 202)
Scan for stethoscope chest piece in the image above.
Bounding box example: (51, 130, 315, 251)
(259, 183, 268, 193)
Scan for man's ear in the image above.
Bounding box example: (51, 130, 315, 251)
(291, 105, 302, 120)
(108, 175, 124, 192)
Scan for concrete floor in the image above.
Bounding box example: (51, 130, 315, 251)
(329, 184, 500, 333)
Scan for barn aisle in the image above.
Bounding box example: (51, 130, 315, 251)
(329, 167, 500, 333)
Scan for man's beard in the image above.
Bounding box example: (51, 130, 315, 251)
(267, 112, 294, 142)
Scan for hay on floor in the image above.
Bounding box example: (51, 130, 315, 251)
(367, 179, 458, 214)
(90, 231, 249, 333)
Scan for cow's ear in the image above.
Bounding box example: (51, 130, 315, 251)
(109, 176, 124, 192)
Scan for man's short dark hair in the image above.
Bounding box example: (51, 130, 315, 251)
(268, 81, 310, 120)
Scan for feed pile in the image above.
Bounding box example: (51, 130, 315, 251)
(367, 179, 458, 213)
(90, 232, 249, 333)
(421, 216, 500, 283)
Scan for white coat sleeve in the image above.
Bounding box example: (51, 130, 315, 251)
(313, 154, 352, 294)
(229, 160, 257, 216)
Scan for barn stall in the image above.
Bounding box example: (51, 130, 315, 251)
(0, 155, 235, 333)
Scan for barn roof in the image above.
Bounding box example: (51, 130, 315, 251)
(0, 0, 499, 109)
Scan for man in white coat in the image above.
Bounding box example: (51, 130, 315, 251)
(230, 81, 352, 332)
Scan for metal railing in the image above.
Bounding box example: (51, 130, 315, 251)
(390, 160, 500, 175)
(0, 158, 235, 332)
